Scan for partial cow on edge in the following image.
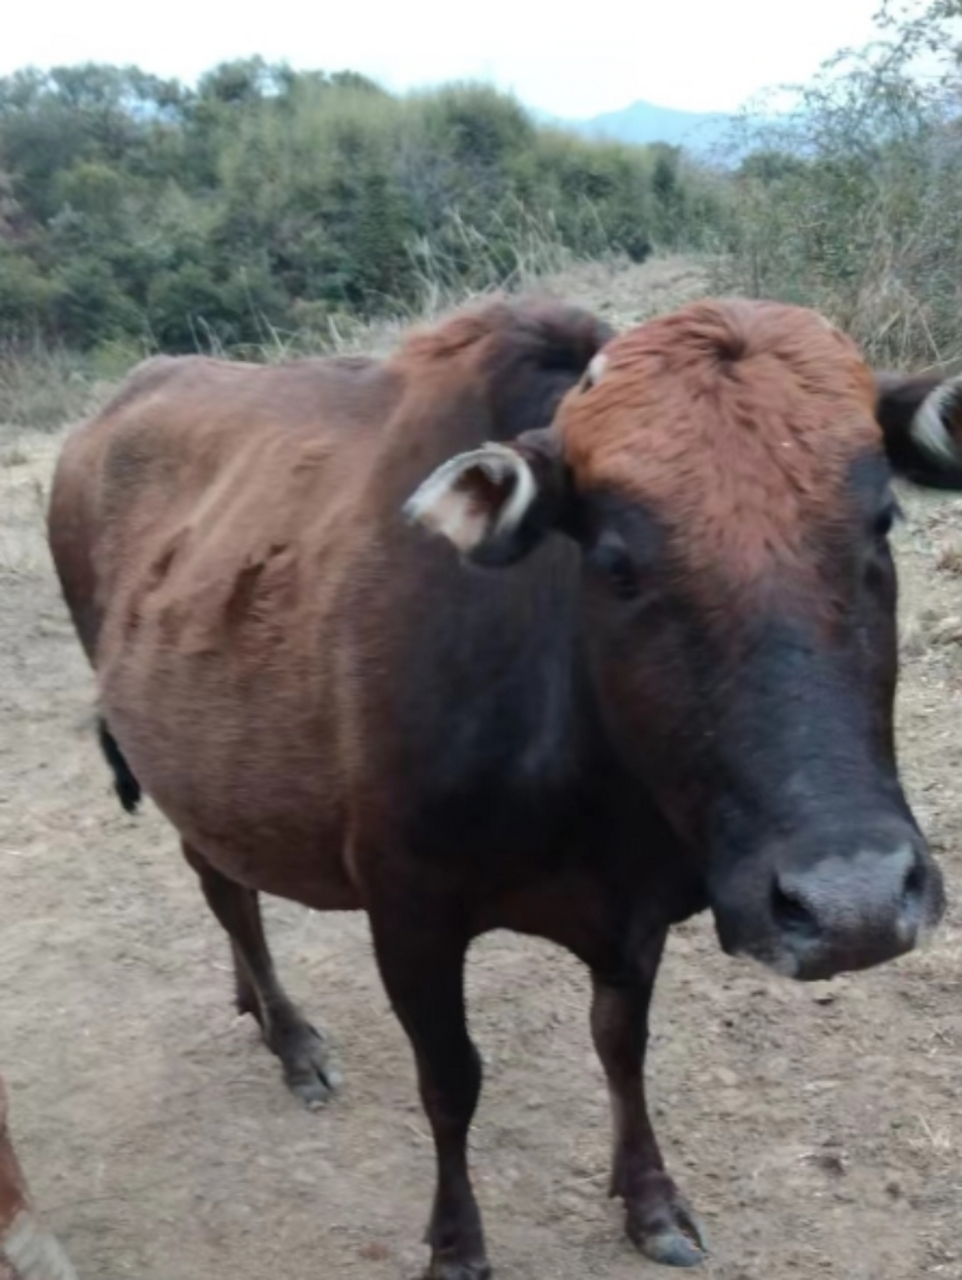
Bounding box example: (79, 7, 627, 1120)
(47, 298, 962, 1276)
(0, 1077, 77, 1280)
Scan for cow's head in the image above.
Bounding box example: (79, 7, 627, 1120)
(405, 299, 962, 981)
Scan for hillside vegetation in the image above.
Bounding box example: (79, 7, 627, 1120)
(720, 0, 962, 366)
(0, 64, 720, 356)
(1, 0, 961, 432)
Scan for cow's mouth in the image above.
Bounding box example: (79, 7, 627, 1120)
(709, 835, 944, 982)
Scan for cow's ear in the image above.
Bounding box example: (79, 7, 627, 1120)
(403, 428, 571, 566)
(875, 371, 962, 488)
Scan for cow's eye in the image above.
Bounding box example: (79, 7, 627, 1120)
(590, 532, 640, 599)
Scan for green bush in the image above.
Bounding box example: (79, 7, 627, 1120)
(0, 62, 722, 352)
(718, 0, 962, 366)
(0, 246, 54, 338)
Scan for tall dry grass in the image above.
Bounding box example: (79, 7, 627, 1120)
(717, 0, 962, 371)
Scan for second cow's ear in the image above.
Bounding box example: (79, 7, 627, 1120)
(403, 428, 572, 566)
(875, 371, 962, 488)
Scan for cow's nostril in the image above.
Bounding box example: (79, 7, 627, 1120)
(900, 851, 926, 909)
(770, 879, 821, 941)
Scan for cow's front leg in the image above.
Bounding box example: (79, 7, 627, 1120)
(591, 930, 708, 1268)
(370, 901, 489, 1280)
(0, 1077, 78, 1280)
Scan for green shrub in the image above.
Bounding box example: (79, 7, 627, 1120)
(719, 0, 962, 366)
(0, 62, 723, 352)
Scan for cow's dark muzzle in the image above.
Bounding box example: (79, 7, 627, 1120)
(711, 823, 944, 981)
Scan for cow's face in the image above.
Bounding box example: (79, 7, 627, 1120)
(406, 300, 959, 981)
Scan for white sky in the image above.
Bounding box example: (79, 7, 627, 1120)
(1, 0, 887, 118)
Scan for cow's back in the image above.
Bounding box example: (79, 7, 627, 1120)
(49, 353, 394, 647)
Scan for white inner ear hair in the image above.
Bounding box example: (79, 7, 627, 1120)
(584, 351, 608, 388)
(2, 1212, 79, 1280)
(911, 375, 962, 467)
(404, 445, 536, 552)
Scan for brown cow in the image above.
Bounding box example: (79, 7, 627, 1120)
(47, 297, 962, 1275)
(0, 1077, 77, 1280)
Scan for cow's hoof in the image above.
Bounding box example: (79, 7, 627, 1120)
(425, 1258, 492, 1280)
(278, 1025, 342, 1109)
(2, 1211, 80, 1280)
(625, 1177, 708, 1268)
(636, 1224, 707, 1268)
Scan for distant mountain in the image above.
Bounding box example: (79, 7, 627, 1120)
(535, 99, 740, 158)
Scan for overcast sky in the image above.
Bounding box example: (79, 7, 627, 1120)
(2, 0, 887, 118)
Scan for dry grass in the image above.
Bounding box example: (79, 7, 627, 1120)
(536, 255, 714, 330)
(935, 538, 962, 577)
(0, 347, 121, 437)
(248, 255, 713, 367)
(1, 253, 714, 419)
(0, 432, 62, 573)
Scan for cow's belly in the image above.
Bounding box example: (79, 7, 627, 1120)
(99, 644, 363, 912)
(153, 777, 360, 911)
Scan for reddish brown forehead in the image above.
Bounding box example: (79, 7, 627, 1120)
(558, 299, 881, 582)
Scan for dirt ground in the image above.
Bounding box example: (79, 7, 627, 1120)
(2, 261, 962, 1280)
